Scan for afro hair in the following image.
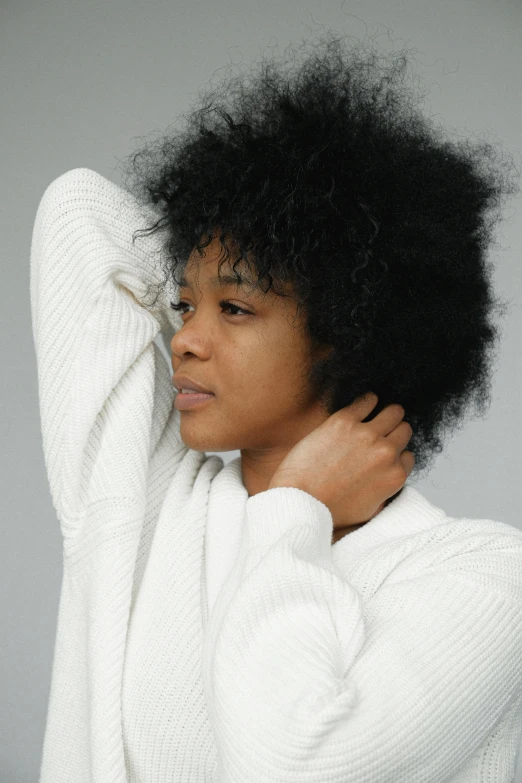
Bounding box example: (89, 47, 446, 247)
(118, 31, 520, 480)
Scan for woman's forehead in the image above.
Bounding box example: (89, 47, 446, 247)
(183, 251, 295, 300)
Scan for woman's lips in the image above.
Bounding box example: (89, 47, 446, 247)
(174, 389, 215, 410)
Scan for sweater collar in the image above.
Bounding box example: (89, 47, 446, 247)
(224, 455, 446, 551)
(206, 456, 448, 615)
(331, 482, 448, 570)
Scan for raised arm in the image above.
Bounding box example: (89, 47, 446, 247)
(30, 167, 184, 542)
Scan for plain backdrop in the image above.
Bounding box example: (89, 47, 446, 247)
(1, 1, 521, 780)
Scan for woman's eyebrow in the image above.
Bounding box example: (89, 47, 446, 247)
(179, 274, 259, 290)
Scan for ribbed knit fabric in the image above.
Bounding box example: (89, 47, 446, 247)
(31, 167, 522, 783)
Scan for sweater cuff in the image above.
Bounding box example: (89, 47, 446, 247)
(243, 487, 333, 552)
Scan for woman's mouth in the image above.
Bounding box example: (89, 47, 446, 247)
(174, 389, 215, 410)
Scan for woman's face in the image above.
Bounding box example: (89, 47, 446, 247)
(170, 237, 332, 458)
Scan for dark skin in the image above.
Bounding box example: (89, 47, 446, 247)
(170, 237, 386, 544)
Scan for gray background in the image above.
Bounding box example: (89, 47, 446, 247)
(2, 1, 521, 780)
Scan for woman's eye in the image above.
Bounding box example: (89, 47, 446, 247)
(169, 300, 191, 314)
(170, 300, 252, 317)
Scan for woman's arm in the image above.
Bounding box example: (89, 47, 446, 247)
(30, 167, 183, 545)
(202, 486, 522, 781)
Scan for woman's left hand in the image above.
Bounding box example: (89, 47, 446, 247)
(268, 392, 415, 529)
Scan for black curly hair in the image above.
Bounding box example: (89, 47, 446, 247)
(118, 32, 520, 480)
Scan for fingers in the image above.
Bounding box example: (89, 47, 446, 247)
(369, 400, 407, 437)
(345, 391, 380, 419)
(399, 448, 416, 476)
(345, 393, 411, 445)
(386, 419, 413, 450)
(340, 392, 415, 486)
(360, 398, 414, 474)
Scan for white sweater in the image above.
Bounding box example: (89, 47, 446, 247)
(31, 167, 522, 783)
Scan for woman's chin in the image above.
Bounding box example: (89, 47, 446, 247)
(179, 425, 238, 455)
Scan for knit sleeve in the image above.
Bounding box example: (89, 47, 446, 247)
(201, 487, 522, 782)
(30, 167, 184, 538)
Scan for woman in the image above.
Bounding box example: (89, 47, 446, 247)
(32, 33, 522, 782)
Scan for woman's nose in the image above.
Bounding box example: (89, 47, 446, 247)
(171, 324, 210, 362)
